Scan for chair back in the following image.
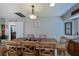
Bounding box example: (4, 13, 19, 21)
(39, 42, 56, 49)
(60, 36, 68, 44)
(60, 36, 69, 49)
(39, 34, 47, 38)
(39, 34, 47, 42)
(39, 42, 56, 56)
(0, 44, 7, 56)
(3, 41, 17, 56)
(21, 41, 36, 56)
(46, 38, 57, 42)
(27, 34, 35, 41)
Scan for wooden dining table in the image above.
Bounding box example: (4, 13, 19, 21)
(15, 40, 57, 56)
(0, 39, 58, 56)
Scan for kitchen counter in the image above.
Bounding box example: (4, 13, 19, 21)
(73, 39, 79, 43)
(67, 39, 79, 56)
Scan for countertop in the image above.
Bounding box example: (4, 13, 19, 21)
(72, 39, 79, 43)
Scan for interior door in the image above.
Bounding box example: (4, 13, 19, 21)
(16, 22, 24, 38)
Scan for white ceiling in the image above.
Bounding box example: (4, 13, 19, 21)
(0, 3, 76, 18)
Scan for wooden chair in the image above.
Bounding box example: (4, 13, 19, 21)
(16, 38, 24, 40)
(60, 36, 68, 45)
(15, 39, 23, 56)
(0, 48, 4, 56)
(39, 42, 56, 56)
(3, 41, 18, 56)
(27, 34, 35, 41)
(46, 38, 57, 42)
(39, 34, 47, 42)
(21, 41, 36, 56)
(57, 36, 69, 56)
(0, 40, 8, 56)
(1, 40, 7, 44)
(0, 44, 7, 56)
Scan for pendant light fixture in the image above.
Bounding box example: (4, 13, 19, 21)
(29, 5, 37, 20)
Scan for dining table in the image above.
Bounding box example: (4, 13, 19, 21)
(0, 38, 59, 56)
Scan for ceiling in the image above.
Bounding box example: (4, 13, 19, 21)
(0, 3, 76, 18)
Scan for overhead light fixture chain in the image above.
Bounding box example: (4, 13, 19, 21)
(32, 5, 34, 14)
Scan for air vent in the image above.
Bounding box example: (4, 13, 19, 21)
(71, 8, 79, 16)
(15, 12, 25, 17)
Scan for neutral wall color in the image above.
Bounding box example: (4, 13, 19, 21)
(24, 17, 64, 41)
(62, 4, 79, 39)
(4, 17, 64, 41)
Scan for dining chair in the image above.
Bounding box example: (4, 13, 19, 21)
(3, 41, 18, 56)
(0, 44, 7, 56)
(39, 42, 56, 56)
(39, 34, 47, 42)
(15, 39, 23, 56)
(21, 41, 36, 56)
(57, 36, 69, 56)
(27, 34, 35, 41)
(46, 38, 57, 42)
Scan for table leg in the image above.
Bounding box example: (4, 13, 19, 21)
(55, 49, 57, 56)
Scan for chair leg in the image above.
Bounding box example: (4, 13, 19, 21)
(64, 51, 66, 56)
(0, 53, 2, 56)
(61, 51, 65, 56)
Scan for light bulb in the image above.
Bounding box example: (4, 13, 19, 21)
(29, 14, 37, 20)
(49, 3, 55, 7)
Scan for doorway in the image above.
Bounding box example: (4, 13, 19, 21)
(9, 22, 24, 40)
(9, 22, 16, 40)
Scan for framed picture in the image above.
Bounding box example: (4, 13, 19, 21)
(1, 24, 5, 35)
(65, 22, 72, 35)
